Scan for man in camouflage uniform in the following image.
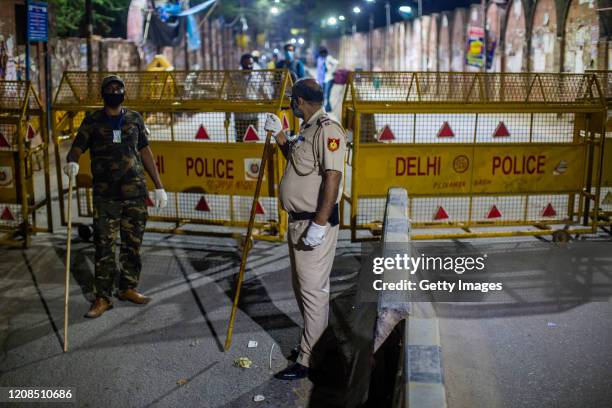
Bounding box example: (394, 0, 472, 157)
(64, 75, 167, 318)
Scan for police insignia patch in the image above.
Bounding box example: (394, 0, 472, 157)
(327, 138, 340, 152)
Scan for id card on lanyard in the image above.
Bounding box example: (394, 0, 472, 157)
(108, 110, 125, 144)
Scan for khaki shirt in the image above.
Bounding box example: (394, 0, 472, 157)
(280, 108, 347, 213)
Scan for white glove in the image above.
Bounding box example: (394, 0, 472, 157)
(264, 113, 282, 136)
(303, 221, 327, 248)
(154, 189, 168, 209)
(63, 162, 79, 180)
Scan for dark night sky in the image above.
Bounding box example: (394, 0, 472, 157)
(324, 0, 481, 32)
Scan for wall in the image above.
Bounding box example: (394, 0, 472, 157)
(0, 0, 20, 81)
(332, 0, 607, 74)
(404, 21, 412, 71)
(420, 16, 431, 71)
(486, 2, 504, 72)
(466, 4, 485, 72)
(427, 14, 439, 71)
(410, 18, 422, 70)
(451, 8, 468, 71)
(438, 12, 451, 71)
(530, 0, 559, 72)
(504, 0, 528, 72)
(563, 0, 600, 72)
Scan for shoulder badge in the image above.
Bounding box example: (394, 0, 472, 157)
(327, 137, 340, 152)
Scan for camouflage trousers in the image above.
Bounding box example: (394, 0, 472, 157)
(92, 197, 147, 299)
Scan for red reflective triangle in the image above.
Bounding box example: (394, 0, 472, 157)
(282, 114, 290, 130)
(255, 201, 266, 215)
(493, 121, 510, 137)
(195, 196, 211, 212)
(1, 207, 14, 221)
(378, 125, 395, 141)
(27, 124, 36, 140)
(438, 122, 455, 137)
(243, 125, 260, 142)
(437, 121, 455, 138)
(195, 125, 210, 140)
(145, 196, 155, 207)
(487, 205, 502, 219)
(434, 206, 449, 220)
(0, 132, 10, 147)
(542, 203, 557, 217)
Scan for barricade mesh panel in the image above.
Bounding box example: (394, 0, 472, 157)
(348, 72, 603, 105)
(54, 70, 288, 106)
(0, 81, 42, 111)
(359, 112, 576, 143)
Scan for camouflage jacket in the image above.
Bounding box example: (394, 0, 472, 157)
(72, 108, 149, 200)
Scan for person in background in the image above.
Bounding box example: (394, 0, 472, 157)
(251, 50, 262, 69)
(234, 53, 271, 140)
(267, 52, 279, 70)
(63, 75, 167, 318)
(316, 47, 338, 112)
(276, 43, 305, 80)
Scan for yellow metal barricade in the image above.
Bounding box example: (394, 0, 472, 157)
(53, 70, 296, 241)
(342, 72, 607, 241)
(587, 70, 612, 222)
(0, 81, 53, 247)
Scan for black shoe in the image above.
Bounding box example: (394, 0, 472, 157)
(274, 362, 309, 380)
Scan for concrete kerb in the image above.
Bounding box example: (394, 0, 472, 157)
(381, 187, 447, 408)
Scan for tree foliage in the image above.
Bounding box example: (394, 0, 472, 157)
(50, 0, 130, 37)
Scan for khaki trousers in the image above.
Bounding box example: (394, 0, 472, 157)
(287, 220, 339, 367)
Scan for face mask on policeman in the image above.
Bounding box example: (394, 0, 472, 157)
(291, 96, 304, 119)
(285, 50, 294, 61)
(102, 82, 125, 108)
(290, 79, 324, 121)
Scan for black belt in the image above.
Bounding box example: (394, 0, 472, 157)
(289, 204, 339, 227)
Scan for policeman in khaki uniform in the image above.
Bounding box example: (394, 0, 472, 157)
(264, 78, 347, 380)
(63, 75, 167, 318)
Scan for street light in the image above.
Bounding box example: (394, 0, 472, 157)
(298, 37, 305, 45)
(351, 7, 361, 34)
(398, 5, 412, 14)
(338, 15, 345, 21)
(290, 38, 297, 44)
(327, 16, 337, 26)
(270, 6, 279, 15)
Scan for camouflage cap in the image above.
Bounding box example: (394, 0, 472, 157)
(100, 75, 125, 93)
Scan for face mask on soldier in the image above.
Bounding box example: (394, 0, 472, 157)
(102, 92, 124, 108)
(102, 86, 125, 108)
